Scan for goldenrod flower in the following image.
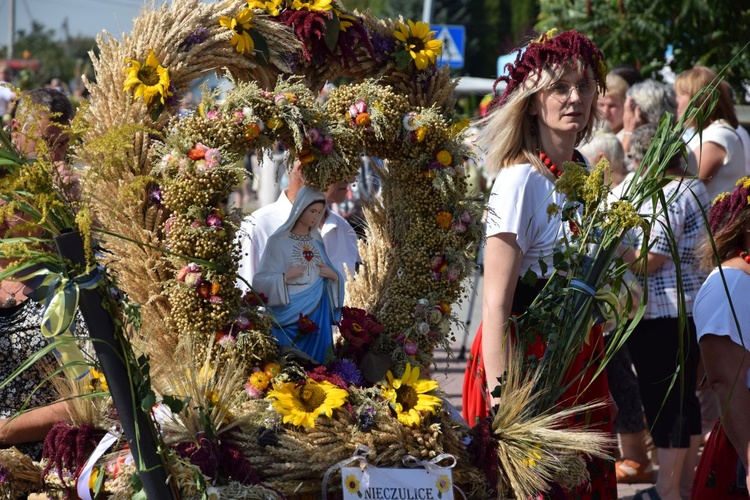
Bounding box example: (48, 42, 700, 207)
(123, 49, 172, 106)
(290, 0, 332, 11)
(248, 371, 270, 391)
(380, 363, 441, 427)
(436, 150, 452, 167)
(219, 8, 255, 55)
(393, 20, 443, 70)
(268, 378, 348, 428)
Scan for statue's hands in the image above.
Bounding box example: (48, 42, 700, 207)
(285, 264, 306, 283)
(317, 263, 338, 281)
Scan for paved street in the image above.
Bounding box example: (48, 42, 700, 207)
(434, 273, 655, 499)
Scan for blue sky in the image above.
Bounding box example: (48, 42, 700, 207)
(0, 0, 169, 46)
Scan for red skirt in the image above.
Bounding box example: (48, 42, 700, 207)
(462, 321, 617, 499)
(692, 420, 750, 499)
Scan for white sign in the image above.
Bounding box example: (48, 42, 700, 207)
(341, 466, 453, 500)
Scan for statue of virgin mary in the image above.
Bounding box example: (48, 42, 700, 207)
(252, 186, 344, 363)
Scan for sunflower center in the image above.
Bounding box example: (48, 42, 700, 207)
(295, 382, 327, 412)
(137, 66, 160, 86)
(406, 37, 426, 52)
(396, 385, 419, 412)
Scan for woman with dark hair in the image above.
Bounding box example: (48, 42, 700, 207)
(691, 179, 750, 499)
(462, 29, 616, 497)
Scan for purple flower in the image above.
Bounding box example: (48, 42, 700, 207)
(329, 359, 364, 387)
(206, 214, 223, 228)
(403, 340, 418, 356)
(446, 267, 461, 282)
(452, 221, 468, 234)
(307, 127, 322, 144)
(235, 314, 251, 330)
(179, 28, 208, 52)
(357, 406, 376, 431)
(148, 185, 162, 205)
(461, 210, 472, 223)
(319, 139, 334, 155)
(0, 465, 8, 483)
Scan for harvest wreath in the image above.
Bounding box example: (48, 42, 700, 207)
(0, 0, 655, 498)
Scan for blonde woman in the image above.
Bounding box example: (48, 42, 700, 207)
(462, 29, 616, 498)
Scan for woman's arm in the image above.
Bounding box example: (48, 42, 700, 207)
(700, 334, 750, 489)
(694, 141, 728, 186)
(481, 233, 523, 408)
(0, 400, 69, 445)
(618, 245, 669, 275)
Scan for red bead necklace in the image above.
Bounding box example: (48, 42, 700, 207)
(538, 151, 563, 178)
(739, 249, 750, 264)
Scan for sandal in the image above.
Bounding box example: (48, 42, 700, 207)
(633, 486, 662, 500)
(616, 458, 655, 484)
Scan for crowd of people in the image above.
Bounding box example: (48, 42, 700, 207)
(2, 26, 750, 500)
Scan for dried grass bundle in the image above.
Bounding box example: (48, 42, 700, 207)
(0, 447, 43, 498)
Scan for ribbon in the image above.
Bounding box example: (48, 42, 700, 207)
(322, 444, 371, 496)
(402, 453, 465, 500)
(26, 266, 101, 379)
(76, 430, 120, 500)
(568, 278, 597, 298)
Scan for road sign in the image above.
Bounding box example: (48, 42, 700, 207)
(433, 24, 465, 69)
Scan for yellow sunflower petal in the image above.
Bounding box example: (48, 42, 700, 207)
(144, 49, 159, 69)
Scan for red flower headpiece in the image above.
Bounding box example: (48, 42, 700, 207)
(492, 29, 607, 109)
(708, 177, 750, 235)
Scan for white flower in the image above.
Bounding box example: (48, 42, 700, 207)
(206, 486, 221, 500)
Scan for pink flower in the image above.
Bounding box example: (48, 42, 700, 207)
(235, 314, 252, 330)
(191, 219, 203, 229)
(184, 272, 202, 288)
(403, 341, 418, 356)
(204, 148, 221, 167)
(206, 110, 219, 120)
(206, 214, 223, 228)
(430, 255, 445, 271)
(307, 128, 322, 144)
(446, 267, 461, 282)
(452, 221, 468, 234)
(354, 99, 367, 114)
(209, 295, 224, 305)
(274, 94, 289, 106)
(244, 381, 263, 399)
(218, 334, 235, 348)
(164, 217, 176, 233)
(233, 110, 244, 123)
(461, 211, 472, 223)
(319, 139, 334, 155)
(176, 267, 189, 281)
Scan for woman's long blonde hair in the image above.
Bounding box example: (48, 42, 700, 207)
(477, 62, 600, 176)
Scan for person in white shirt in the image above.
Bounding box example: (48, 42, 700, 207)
(675, 66, 746, 203)
(236, 161, 359, 290)
(691, 179, 750, 496)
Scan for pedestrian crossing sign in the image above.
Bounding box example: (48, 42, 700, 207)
(433, 24, 465, 69)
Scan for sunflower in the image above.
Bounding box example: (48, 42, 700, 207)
(380, 363, 442, 427)
(248, 0, 284, 16)
(219, 8, 255, 55)
(435, 473, 451, 494)
(344, 474, 360, 494)
(123, 49, 172, 106)
(393, 20, 443, 70)
(290, 0, 332, 11)
(268, 378, 348, 428)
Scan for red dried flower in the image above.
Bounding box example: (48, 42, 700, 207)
(298, 313, 320, 335)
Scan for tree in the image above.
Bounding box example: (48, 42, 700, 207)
(2, 21, 97, 91)
(536, 0, 750, 102)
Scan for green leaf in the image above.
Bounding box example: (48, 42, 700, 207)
(521, 268, 538, 286)
(140, 390, 156, 413)
(150, 101, 165, 121)
(250, 31, 270, 66)
(162, 394, 185, 414)
(395, 50, 412, 70)
(94, 464, 105, 497)
(325, 14, 341, 52)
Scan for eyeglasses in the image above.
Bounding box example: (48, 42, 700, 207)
(548, 80, 597, 101)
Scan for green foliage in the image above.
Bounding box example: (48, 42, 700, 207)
(536, 0, 750, 102)
(1, 21, 97, 90)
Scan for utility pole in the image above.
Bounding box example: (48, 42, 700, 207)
(422, 0, 433, 24)
(8, 0, 15, 59)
